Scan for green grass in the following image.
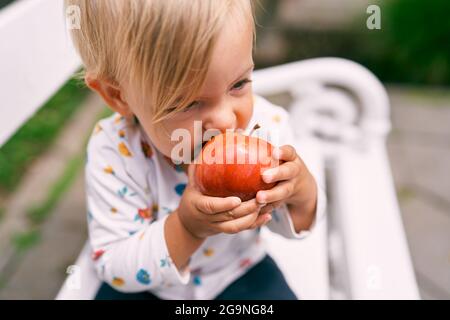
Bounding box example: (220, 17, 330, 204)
(3, 105, 112, 265)
(27, 154, 85, 225)
(0, 78, 89, 197)
(26, 105, 113, 223)
(397, 186, 416, 203)
(12, 229, 41, 253)
(0, 276, 7, 290)
(26, 106, 113, 226)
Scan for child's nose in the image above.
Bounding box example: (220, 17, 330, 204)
(203, 102, 237, 133)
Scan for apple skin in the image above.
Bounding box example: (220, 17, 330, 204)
(194, 132, 280, 201)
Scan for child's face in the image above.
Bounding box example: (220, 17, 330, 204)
(129, 17, 255, 162)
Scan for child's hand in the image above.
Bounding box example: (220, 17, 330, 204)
(176, 164, 271, 239)
(256, 145, 317, 218)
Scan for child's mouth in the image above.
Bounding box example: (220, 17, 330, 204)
(201, 133, 220, 148)
(192, 134, 218, 161)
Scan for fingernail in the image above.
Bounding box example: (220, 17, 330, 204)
(231, 197, 241, 206)
(262, 168, 275, 176)
(273, 148, 281, 160)
(261, 172, 273, 183)
(258, 194, 266, 204)
(265, 215, 272, 223)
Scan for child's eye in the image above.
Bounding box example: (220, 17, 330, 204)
(182, 101, 198, 112)
(165, 101, 198, 114)
(232, 79, 252, 91)
(165, 106, 177, 114)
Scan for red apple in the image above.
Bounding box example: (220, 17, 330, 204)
(194, 130, 280, 201)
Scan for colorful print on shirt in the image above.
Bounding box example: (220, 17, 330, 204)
(141, 140, 153, 158)
(136, 269, 151, 285)
(104, 166, 114, 175)
(92, 249, 105, 261)
(174, 183, 187, 196)
(94, 123, 102, 135)
(118, 142, 132, 157)
(203, 248, 214, 257)
(239, 258, 252, 269)
(160, 255, 172, 268)
(112, 277, 125, 287)
(193, 275, 202, 286)
(135, 207, 154, 223)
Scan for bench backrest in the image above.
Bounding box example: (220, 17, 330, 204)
(254, 59, 419, 299)
(0, 0, 80, 147)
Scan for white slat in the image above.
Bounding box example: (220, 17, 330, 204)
(332, 141, 420, 299)
(252, 58, 391, 138)
(254, 58, 419, 299)
(262, 220, 329, 299)
(56, 242, 101, 300)
(0, 0, 81, 147)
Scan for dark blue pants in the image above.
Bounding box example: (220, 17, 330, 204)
(95, 254, 298, 300)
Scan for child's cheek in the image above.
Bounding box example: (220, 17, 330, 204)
(236, 94, 254, 131)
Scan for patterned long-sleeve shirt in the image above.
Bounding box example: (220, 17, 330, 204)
(85, 94, 326, 299)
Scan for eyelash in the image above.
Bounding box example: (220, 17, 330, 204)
(232, 78, 252, 90)
(184, 78, 252, 111)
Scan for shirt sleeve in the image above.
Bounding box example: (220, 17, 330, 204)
(263, 104, 327, 240)
(85, 127, 190, 293)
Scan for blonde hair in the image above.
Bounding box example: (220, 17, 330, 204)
(65, 0, 257, 123)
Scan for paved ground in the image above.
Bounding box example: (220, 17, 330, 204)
(0, 86, 448, 299)
(0, 94, 104, 275)
(386, 87, 450, 299)
(0, 174, 87, 299)
(0, 94, 104, 299)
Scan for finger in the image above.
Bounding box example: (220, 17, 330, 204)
(256, 181, 295, 204)
(216, 211, 260, 234)
(259, 204, 273, 216)
(187, 163, 197, 187)
(259, 203, 276, 215)
(261, 161, 300, 184)
(273, 145, 297, 162)
(259, 200, 283, 215)
(227, 198, 262, 218)
(209, 198, 262, 223)
(249, 213, 272, 229)
(195, 195, 242, 214)
(208, 211, 235, 222)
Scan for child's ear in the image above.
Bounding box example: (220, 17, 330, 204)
(85, 75, 133, 117)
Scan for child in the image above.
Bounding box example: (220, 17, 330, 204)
(66, 0, 326, 300)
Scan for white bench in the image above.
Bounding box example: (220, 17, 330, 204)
(1, 0, 420, 300)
